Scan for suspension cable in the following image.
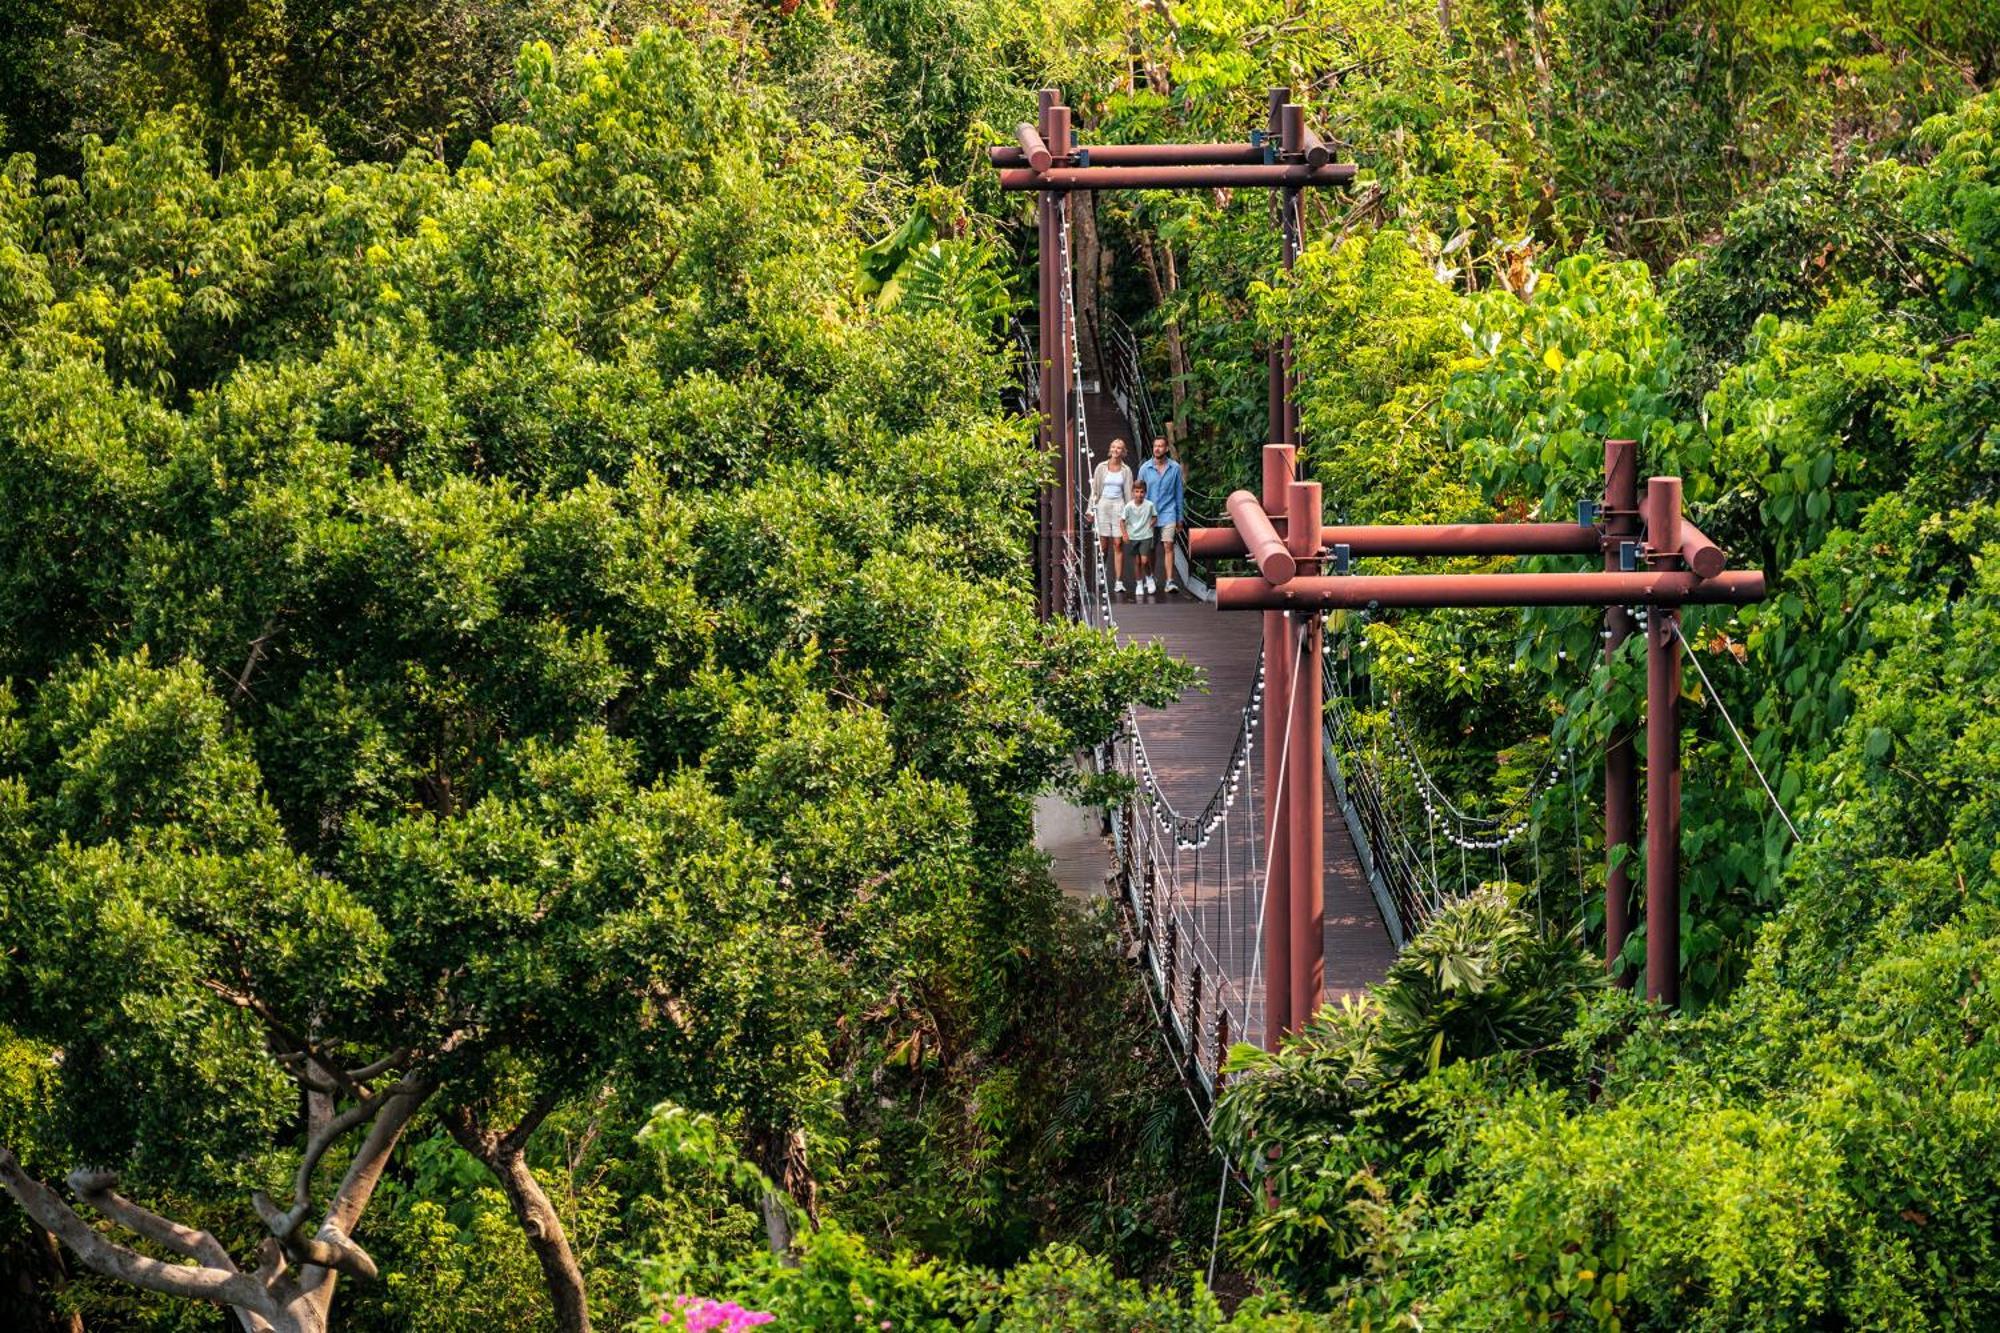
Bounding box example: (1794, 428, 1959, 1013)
(1670, 619, 1801, 842)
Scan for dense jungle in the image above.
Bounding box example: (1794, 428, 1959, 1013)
(3, 0, 2000, 1328)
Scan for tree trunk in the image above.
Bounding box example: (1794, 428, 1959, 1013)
(1074, 192, 1106, 385)
(758, 1192, 795, 1264)
(1135, 233, 1190, 421)
(447, 1116, 591, 1333)
(492, 1150, 590, 1333)
(261, 1293, 326, 1333)
(1, 1226, 84, 1333)
(752, 1126, 816, 1267)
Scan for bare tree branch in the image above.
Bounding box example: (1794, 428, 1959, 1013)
(0, 1148, 275, 1315)
(231, 618, 283, 703)
(272, 1080, 407, 1235)
(501, 1086, 565, 1157)
(324, 1082, 430, 1236)
(65, 1169, 240, 1272)
(345, 1050, 411, 1084)
(200, 978, 370, 1102)
(250, 1192, 379, 1282)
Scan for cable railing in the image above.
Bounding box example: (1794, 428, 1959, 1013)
(1322, 662, 1438, 948)
(1103, 312, 1158, 450)
(1130, 651, 1260, 851)
(1007, 316, 1039, 418)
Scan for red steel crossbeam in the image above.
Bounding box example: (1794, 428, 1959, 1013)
(1192, 518, 1605, 560)
(999, 164, 1355, 191)
(1213, 569, 1766, 609)
(1191, 505, 1723, 570)
(991, 142, 1266, 168)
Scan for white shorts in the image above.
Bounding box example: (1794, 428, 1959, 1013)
(1095, 498, 1126, 533)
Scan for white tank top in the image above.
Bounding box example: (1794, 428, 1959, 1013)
(1100, 465, 1129, 503)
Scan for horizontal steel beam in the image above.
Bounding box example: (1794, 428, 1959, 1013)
(1014, 122, 1052, 172)
(1189, 521, 1603, 561)
(1678, 519, 1727, 580)
(1214, 570, 1767, 610)
(989, 142, 1268, 168)
(1226, 490, 1295, 584)
(1299, 126, 1330, 170)
(999, 163, 1356, 192)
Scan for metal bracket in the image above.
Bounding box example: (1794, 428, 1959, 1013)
(1074, 148, 1091, 167)
(1331, 542, 1353, 574)
(1618, 540, 1641, 572)
(1249, 129, 1266, 150)
(1577, 499, 1599, 527)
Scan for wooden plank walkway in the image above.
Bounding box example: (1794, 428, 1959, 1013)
(1114, 600, 1396, 1017)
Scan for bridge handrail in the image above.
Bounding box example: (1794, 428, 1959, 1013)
(1323, 663, 1436, 946)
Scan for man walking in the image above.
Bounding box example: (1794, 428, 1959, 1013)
(1137, 437, 1185, 594)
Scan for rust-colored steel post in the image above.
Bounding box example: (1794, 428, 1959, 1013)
(1259, 443, 1296, 1048)
(1646, 605, 1682, 1006)
(1644, 476, 1684, 1006)
(1286, 479, 1325, 1031)
(1281, 104, 1306, 159)
(1036, 90, 1059, 619)
(1261, 441, 1295, 514)
(1647, 476, 1683, 559)
(1603, 439, 1639, 981)
(1279, 105, 1303, 449)
(1049, 102, 1075, 607)
(1266, 90, 1289, 448)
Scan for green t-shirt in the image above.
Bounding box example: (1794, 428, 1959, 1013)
(1121, 499, 1157, 539)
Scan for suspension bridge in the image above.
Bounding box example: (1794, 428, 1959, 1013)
(1007, 90, 1768, 1097)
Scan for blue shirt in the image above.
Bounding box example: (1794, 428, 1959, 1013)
(1137, 457, 1183, 526)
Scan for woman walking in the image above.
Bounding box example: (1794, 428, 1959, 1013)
(1089, 438, 1136, 593)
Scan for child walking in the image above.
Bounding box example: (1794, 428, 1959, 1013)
(1121, 479, 1160, 597)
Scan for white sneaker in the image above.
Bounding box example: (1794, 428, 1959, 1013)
(1115, 580, 1127, 593)
(1145, 577, 1157, 594)
(1165, 581, 1179, 594)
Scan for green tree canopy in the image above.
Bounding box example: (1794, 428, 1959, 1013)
(0, 26, 1177, 1332)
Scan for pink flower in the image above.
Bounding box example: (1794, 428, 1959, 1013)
(664, 1296, 778, 1333)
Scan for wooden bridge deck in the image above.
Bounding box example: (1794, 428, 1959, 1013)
(1114, 600, 1397, 1015)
